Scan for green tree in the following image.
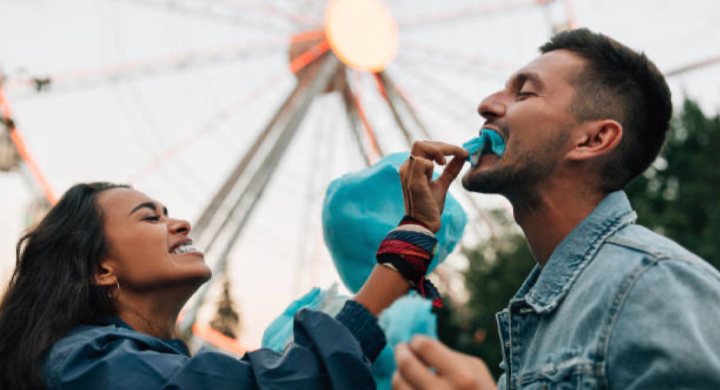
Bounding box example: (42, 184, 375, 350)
(438, 98, 720, 379)
(625, 98, 720, 268)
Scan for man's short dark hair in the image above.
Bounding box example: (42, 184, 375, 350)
(540, 28, 672, 192)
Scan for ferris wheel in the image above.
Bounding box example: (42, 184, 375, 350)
(10, 0, 717, 349)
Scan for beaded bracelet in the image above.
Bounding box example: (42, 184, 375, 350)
(376, 216, 443, 308)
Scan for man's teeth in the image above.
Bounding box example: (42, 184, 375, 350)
(172, 244, 199, 255)
(471, 152, 481, 167)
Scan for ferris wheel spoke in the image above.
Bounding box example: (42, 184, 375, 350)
(125, 71, 291, 184)
(115, 84, 211, 201)
(5, 35, 320, 97)
(666, 55, 720, 77)
(399, 40, 519, 72)
(291, 96, 330, 295)
(349, 72, 383, 159)
(391, 62, 479, 111)
(392, 54, 505, 86)
(126, 39, 329, 183)
(377, 70, 436, 142)
(398, 0, 553, 30)
(374, 72, 418, 146)
(0, 77, 57, 205)
(197, 0, 323, 28)
(341, 85, 374, 167)
(266, 0, 326, 24)
(387, 66, 476, 132)
(299, 0, 327, 16)
(103, 0, 296, 34)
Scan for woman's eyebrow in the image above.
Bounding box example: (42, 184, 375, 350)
(129, 202, 168, 216)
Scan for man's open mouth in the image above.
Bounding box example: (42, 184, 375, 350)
(463, 128, 507, 167)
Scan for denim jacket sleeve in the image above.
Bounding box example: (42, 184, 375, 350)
(45, 300, 385, 390)
(606, 258, 720, 389)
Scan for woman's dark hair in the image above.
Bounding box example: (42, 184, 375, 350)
(0, 182, 129, 390)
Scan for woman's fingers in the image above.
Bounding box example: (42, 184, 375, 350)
(411, 141, 468, 165)
(398, 141, 468, 231)
(434, 156, 467, 193)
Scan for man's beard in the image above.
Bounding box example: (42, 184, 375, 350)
(462, 130, 568, 214)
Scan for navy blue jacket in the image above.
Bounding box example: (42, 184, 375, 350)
(43, 300, 386, 389)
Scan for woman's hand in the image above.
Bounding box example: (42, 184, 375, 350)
(354, 142, 467, 318)
(400, 142, 468, 233)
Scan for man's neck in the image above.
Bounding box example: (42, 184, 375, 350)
(513, 184, 606, 268)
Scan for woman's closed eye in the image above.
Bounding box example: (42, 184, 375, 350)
(142, 214, 161, 222)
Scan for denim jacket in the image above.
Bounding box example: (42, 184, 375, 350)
(497, 191, 720, 390)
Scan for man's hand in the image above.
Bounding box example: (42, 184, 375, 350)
(400, 141, 468, 233)
(393, 336, 497, 390)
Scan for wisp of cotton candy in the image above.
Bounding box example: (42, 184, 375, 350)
(462, 129, 506, 167)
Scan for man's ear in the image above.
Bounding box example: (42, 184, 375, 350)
(566, 119, 623, 162)
(95, 259, 117, 287)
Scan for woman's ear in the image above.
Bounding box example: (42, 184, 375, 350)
(566, 119, 623, 162)
(95, 260, 116, 287)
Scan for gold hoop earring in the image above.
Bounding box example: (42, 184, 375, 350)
(108, 280, 120, 301)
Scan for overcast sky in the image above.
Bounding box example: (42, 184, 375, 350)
(1, 0, 719, 347)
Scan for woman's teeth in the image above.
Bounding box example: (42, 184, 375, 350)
(171, 244, 199, 255)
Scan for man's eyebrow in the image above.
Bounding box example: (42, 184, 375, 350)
(506, 71, 544, 90)
(129, 202, 168, 217)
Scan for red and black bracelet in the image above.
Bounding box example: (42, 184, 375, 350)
(376, 216, 443, 308)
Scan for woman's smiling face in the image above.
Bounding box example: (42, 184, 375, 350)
(96, 188, 211, 292)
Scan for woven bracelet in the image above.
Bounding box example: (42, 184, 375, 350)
(376, 216, 442, 308)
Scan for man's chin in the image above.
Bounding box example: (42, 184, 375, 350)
(461, 163, 507, 194)
(462, 170, 491, 193)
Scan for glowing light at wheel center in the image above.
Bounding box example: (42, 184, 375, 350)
(324, 0, 398, 72)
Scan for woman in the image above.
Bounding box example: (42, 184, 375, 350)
(0, 182, 422, 390)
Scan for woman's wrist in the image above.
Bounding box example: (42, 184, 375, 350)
(376, 216, 443, 308)
(353, 265, 410, 317)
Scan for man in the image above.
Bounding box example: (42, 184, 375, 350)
(391, 28, 720, 389)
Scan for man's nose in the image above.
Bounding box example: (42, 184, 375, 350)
(477, 91, 506, 121)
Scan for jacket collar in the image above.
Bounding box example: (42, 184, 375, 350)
(510, 191, 637, 314)
(93, 315, 191, 356)
(95, 315, 134, 330)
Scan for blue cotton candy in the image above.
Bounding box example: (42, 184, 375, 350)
(379, 295, 437, 347)
(374, 296, 438, 390)
(261, 287, 326, 351)
(263, 154, 466, 390)
(262, 292, 437, 390)
(462, 129, 506, 167)
(322, 152, 467, 293)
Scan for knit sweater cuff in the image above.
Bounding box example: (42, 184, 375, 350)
(335, 300, 387, 362)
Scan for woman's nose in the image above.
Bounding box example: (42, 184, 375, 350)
(477, 91, 506, 121)
(168, 218, 191, 235)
